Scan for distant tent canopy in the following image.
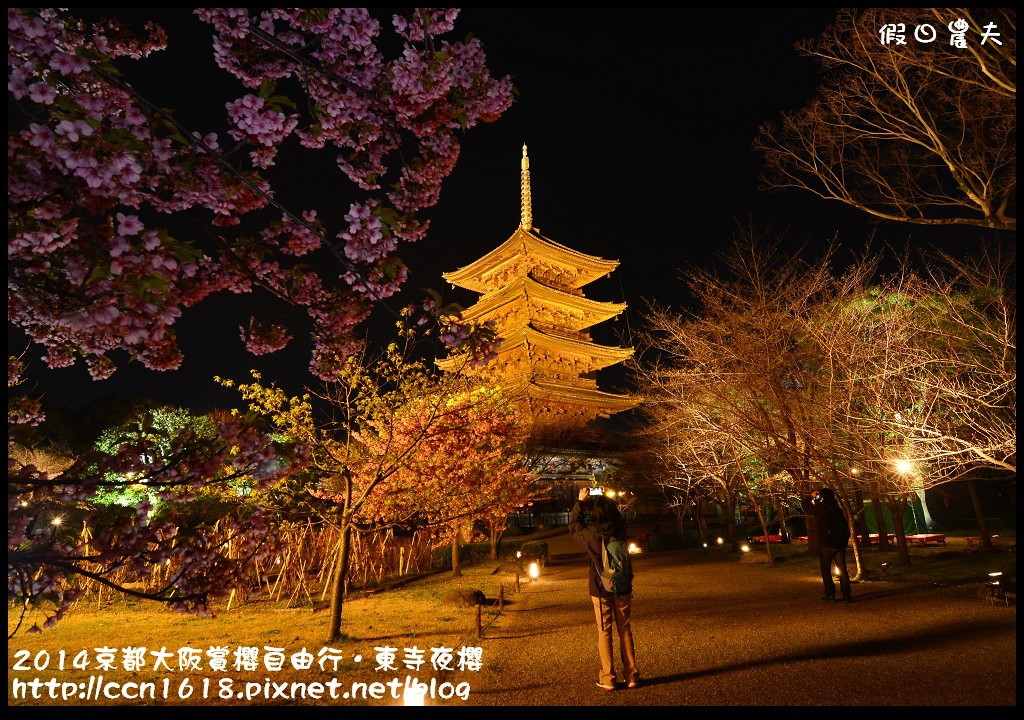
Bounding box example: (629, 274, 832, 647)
(861, 491, 936, 534)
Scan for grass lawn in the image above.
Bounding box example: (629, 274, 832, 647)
(8, 559, 517, 707)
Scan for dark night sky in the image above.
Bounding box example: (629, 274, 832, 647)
(12, 8, 991, 418)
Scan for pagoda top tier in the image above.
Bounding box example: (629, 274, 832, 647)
(443, 145, 620, 293)
(443, 227, 620, 294)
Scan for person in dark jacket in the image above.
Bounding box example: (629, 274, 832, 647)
(569, 488, 640, 691)
(809, 487, 852, 602)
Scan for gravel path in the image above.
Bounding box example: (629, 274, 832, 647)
(451, 530, 1015, 708)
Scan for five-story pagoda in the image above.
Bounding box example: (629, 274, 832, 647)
(438, 146, 638, 440)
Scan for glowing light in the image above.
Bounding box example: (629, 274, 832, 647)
(850, 467, 859, 475)
(528, 561, 539, 580)
(895, 459, 913, 474)
(716, 537, 724, 545)
(516, 550, 522, 559)
(50, 516, 63, 527)
(627, 542, 640, 554)
(740, 544, 750, 553)
(403, 681, 427, 706)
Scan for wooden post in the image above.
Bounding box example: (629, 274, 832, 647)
(498, 584, 505, 612)
(475, 605, 482, 638)
(515, 572, 520, 592)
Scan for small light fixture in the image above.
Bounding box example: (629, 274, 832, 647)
(627, 542, 640, 554)
(881, 562, 889, 576)
(986, 572, 1005, 601)
(528, 561, 539, 580)
(740, 544, 750, 553)
(516, 550, 522, 559)
(716, 537, 724, 545)
(50, 516, 63, 527)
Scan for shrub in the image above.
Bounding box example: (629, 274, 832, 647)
(431, 541, 493, 570)
(519, 540, 549, 564)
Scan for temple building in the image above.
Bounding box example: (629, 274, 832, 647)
(438, 145, 639, 442)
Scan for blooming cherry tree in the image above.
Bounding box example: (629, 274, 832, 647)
(360, 385, 533, 577)
(9, 353, 306, 635)
(8, 7, 512, 380)
(7, 7, 512, 633)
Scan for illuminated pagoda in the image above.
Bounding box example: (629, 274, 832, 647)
(439, 145, 639, 440)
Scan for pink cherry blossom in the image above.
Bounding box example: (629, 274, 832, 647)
(8, 6, 512, 632)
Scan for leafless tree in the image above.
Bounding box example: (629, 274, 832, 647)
(902, 244, 1016, 476)
(630, 229, 857, 564)
(753, 7, 1016, 231)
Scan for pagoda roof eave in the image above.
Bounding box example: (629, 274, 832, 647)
(457, 276, 627, 326)
(442, 226, 618, 293)
(527, 380, 641, 411)
(438, 325, 633, 371)
(519, 325, 633, 364)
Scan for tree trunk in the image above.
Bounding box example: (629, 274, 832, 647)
(967, 479, 993, 549)
(886, 496, 911, 564)
(723, 488, 739, 549)
(870, 484, 891, 552)
(489, 520, 501, 560)
(694, 504, 707, 546)
(326, 522, 352, 642)
(853, 487, 870, 543)
(672, 505, 689, 547)
(837, 491, 863, 582)
(777, 503, 792, 544)
(451, 524, 462, 577)
(742, 476, 773, 565)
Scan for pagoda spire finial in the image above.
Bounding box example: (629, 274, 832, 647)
(520, 144, 532, 231)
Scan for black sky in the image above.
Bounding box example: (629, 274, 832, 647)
(14, 8, 987, 417)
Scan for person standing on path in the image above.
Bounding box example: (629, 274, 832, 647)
(569, 487, 640, 691)
(809, 487, 852, 602)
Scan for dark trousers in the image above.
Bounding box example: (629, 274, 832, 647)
(818, 546, 851, 599)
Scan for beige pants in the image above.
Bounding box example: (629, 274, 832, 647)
(591, 594, 639, 687)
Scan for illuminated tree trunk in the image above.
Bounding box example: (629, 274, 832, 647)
(885, 496, 911, 565)
(451, 523, 462, 577)
(870, 483, 891, 552)
(967, 479, 994, 550)
(327, 521, 352, 642)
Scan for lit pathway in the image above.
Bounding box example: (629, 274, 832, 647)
(452, 530, 1015, 707)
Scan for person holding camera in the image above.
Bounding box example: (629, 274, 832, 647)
(809, 487, 852, 602)
(569, 487, 640, 691)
